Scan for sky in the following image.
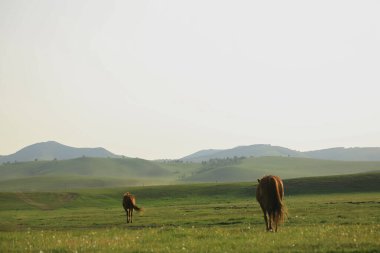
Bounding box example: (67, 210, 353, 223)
(1, 0, 379, 160)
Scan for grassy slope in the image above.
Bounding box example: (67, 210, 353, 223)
(0, 157, 172, 179)
(184, 156, 380, 182)
(0, 159, 201, 192)
(1, 156, 380, 191)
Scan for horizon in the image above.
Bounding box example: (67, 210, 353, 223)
(1, 1, 379, 160)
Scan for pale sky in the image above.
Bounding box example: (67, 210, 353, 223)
(1, 0, 379, 160)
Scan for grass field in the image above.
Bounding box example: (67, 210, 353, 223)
(1, 174, 380, 252)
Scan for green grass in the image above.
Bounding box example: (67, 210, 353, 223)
(1, 193, 379, 252)
(1, 173, 380, 252)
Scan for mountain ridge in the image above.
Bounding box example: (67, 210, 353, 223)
(181, 144, 380, 162)
(2, 142, 380, 163)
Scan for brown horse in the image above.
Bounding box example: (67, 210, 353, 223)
(122, 192, 142, 223)
(256, 175, 287, 232)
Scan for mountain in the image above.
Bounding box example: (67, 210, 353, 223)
(180, 149, 222, 162)
(180, 144, 380, 162)
(0, 141, 119, 163)
(181, 144, 305, 162)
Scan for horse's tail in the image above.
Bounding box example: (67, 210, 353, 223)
(133, 204, 143, 212)
(273, 177, 287, 224)
(131, 197, 143, 212)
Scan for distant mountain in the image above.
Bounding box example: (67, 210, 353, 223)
(0, 141, 119, 163)
(180, 149, 223, 162)
(181, 144, 380, 162)
(181, 144, 305, 162)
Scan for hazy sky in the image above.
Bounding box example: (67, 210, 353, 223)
(1, 1, 379, 159)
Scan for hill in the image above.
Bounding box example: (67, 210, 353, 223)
(0, 157, 175, 191)
(0, 141, 119, 163)
(181, 144, 305, 162)
(182, 156, 380, 182)
(0, 156, 173, 180)
(181, 144, 380, 162)
(2, 156, 380, 191)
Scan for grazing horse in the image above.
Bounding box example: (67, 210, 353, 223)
(256, 175, 287, 232)
(122, 192, 142, 223)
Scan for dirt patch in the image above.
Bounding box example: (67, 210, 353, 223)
(14, 192, 78, 210)
(15, 192, 52, 210)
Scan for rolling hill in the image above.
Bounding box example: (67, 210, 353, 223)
(181, 144, 380, 162)
(0, 157, 175, 191)
(0, 157, 171, 180)
(0, 141, 119, 163)
(1, 142, 380, 191)
(1, 155, 380, 191)
(181, 156, 380, 182)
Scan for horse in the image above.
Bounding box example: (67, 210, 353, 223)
(122, 192, 142, 223)
(256, 175, 287, 232)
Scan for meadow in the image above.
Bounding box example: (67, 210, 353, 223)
(0, 174, 379, 252)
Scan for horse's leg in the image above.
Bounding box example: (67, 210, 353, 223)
(273, 214, 277, 232)
(127, 209, 131, 223)
(274, 213, 279, 232)
(268, 212, 273, 232)
(262, 210, 269, 231)
(130, 209, 133, 223)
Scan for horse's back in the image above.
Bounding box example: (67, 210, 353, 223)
(123, 193, 133, 209)
(256, 175, 276, 197)
(123, 192, 137, 210)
